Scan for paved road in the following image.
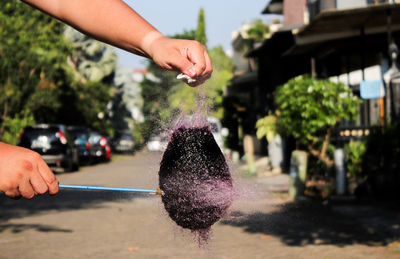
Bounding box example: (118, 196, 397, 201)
(1, 152, 399, 259)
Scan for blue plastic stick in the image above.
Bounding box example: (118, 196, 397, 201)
(59, 184, 163, 195)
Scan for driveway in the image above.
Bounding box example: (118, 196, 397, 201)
(0, 152, 399, 258)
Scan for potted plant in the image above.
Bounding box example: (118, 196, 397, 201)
(256, 114, 284, 173)
(274, 75, 361, 198)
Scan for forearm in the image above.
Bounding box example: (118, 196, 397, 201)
(22, 0, 163, 58)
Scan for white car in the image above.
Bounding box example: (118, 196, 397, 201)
(207, 116, 229, 151)
(147, 135, 168, 152)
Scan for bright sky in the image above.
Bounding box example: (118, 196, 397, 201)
(118, 0, 272, 68)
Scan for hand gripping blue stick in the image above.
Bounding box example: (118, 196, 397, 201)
(59, 184, 163, 195)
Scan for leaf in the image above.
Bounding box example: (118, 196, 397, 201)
(274, 75, 361, 155)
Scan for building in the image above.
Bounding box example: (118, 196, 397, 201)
(227, 0, 400, 155)
(110, 68, 160, 131)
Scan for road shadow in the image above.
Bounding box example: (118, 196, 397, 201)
(221, 200, 400, 247)
(0, 190, 152, 223)
(0, 223, 72, 234)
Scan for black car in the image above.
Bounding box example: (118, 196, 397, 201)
(18, 124, 79, 172)
(112, 131, 135, 154)
(67, 125, 92, 165)
(89, 131, 111, 162)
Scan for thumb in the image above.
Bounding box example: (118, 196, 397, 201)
(170, 55, 195, 77)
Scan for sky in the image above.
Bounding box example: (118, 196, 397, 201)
(118, 0, 272, 68)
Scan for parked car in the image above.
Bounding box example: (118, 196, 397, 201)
(67, 125, 92, 165)
(207, 116, 229, 151)
(146, 132, 169, 151)
(112, 131, 135, 154)
(18, 124, 79, 172)
(89, 131, 111, 162)
(184, 116, 228, 151)
(147, 134, 168, 152)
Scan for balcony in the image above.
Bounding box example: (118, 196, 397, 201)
(307, 0, 391, 20)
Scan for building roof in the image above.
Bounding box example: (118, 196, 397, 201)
(262, 0, 283, 15)
(295, 3, 400, 45)
(281, 3, 400, 76)
(246, 27, 296, 58)
(250, 3, 400, 77)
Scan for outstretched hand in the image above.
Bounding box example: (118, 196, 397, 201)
(146, 35, 213, 87)
(22, 0, 213, 87)
(0, 142, 59, 199)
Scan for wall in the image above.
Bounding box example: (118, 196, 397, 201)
(283, 0, 307, 26)
(336, 0, 367, 9)
(321, 0, 337, 10)
(330, 65, 384, 126)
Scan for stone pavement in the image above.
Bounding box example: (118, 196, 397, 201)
(0, 151, 399, 258)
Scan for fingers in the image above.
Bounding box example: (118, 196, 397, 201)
(37, 160, 59, 195)
(18, 180, 35, 199)
(186, 44, 206, 77)
(172, 54, 196, 77)
(0, 144, 59, 199)
(203, 49, 213, 76)
(177, 48, 212, 87)
(185, 43, 213, 80)
(30, 168, 49, 195)
(5, 189, 21, 199)
(150, 37, 213, 86)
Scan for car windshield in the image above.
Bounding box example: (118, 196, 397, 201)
(89, 132, 102, 143)
(119, 133, 133, 140)
(20, 127, 61, 146)
(150, 136, 161, 141)
(22, 128, 58, 139)
(68, 128, 89, 139)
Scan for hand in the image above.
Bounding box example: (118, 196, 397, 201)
(147, 35, 213, 87)
(0, 142, 59, 199)
(21, 0, 213, 86)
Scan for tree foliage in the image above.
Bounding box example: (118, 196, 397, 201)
(275, 75, 361, 167)
(64, 26, 116, 84)
(345, 140, 366, 180)
(195, 8, 207, 46)
(63, 26, 116, 135)
(0, 1, 72, 141)
(256, 114, 279, 142)
(138, 8, 233, 141)
(139, 59, 179, 141)
(246, 19, 269, 42)
(0, 1, 115, 142)
(168, 46, 233, 119)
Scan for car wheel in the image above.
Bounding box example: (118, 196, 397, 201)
(63, 157, 74, 172)
(71, 160, 79, 172)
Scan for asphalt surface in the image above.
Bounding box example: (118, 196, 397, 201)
(1, 151, 399, 259)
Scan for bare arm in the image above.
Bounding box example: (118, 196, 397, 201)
(0, 142, 59, 199)
(22, 0, 212, 83)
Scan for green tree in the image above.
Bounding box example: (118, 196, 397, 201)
(275, 75, 361, 167)
(0, 1, 72, 141)
(173, 29, 196, 40)
(138, 29, 197, 141)
(63, 26, 116, 135)
(195, 8, 207, 46)
(139, 8, 232, 140)
(139, 60, 179, 140)
(246, 19, 269, 42)
(345, 140, 366, 180)
(0, 2, 115, 140)
(168, 46, 233, 119)
(64, 26, 117, 84)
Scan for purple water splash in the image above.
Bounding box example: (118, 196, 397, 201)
(159, 115, 234, 245)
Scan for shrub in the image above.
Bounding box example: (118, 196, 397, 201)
(275, 75, 361, 168)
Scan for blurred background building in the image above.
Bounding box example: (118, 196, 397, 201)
(227, 0, 400, 157)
